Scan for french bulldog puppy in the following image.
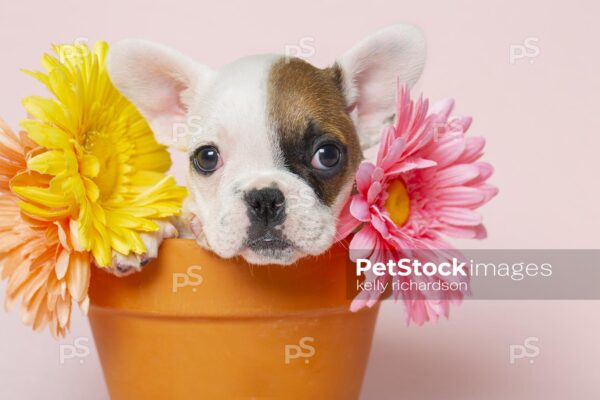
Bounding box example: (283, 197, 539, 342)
(107, 24, 426, 274)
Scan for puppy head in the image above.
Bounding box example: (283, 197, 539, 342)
(108, 24, 426, 265)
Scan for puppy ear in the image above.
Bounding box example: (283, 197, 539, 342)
(337, 24, 426, 149)
(108, 39, 213, 151)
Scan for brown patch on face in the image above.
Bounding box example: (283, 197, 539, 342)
(267, 57, 362, 206)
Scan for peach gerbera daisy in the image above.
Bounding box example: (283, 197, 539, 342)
(0, 119, 89, 337)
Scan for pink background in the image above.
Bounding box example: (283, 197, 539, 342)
(1, 0, 599, 398)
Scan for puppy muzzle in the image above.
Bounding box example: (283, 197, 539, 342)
(244, 187, 291, 251)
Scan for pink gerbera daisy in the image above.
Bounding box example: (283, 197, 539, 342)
(337, 85, 497, 325)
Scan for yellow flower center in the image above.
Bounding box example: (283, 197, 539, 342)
(83, 130, 119, 200)
(384, 180, 411, 226)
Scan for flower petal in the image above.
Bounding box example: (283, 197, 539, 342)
(349, 196, 371, 222)
(428, 137, 466, 168)
(380, 138, 406, 170)
(438, 207, 482, 226)
(356, 161, 375, 196)
(367, 181, 382, 204)
(67, 252, 90, 302)
(335, 199, 361, 241)
(459, 136, 485, 163)
(438, 224, 487, 239)
(475, 183, 499, 202)
(386, 157, 436, 176)
(12, 186, 71, 208)
(435, 164, 480, 188)
(55, 250, 70, 279)
(429, 98, 455, 121)
(349, 226, 378, 260)
(475, 162, 494, 182)
(27, 151, 66, 175)
(435, 187, 486, 208)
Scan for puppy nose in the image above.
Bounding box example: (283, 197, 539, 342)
(245, 187, 286, 227)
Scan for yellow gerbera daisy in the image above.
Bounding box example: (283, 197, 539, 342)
(12, 41, 187, 267)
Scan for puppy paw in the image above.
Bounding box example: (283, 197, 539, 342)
(106, 252, 150, 277)
(103, 220, 179, 277)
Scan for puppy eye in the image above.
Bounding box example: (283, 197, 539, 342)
(191, 145, 222, 174)
(311, 144, 341, 170)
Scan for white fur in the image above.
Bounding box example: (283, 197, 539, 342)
(181, 55, 337, 264)
(338, 24, 426, 149)
(108, 39, 214, 151)
(106, 24, 426, 271)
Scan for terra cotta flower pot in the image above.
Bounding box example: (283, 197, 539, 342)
(88, 239, 379, 399)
